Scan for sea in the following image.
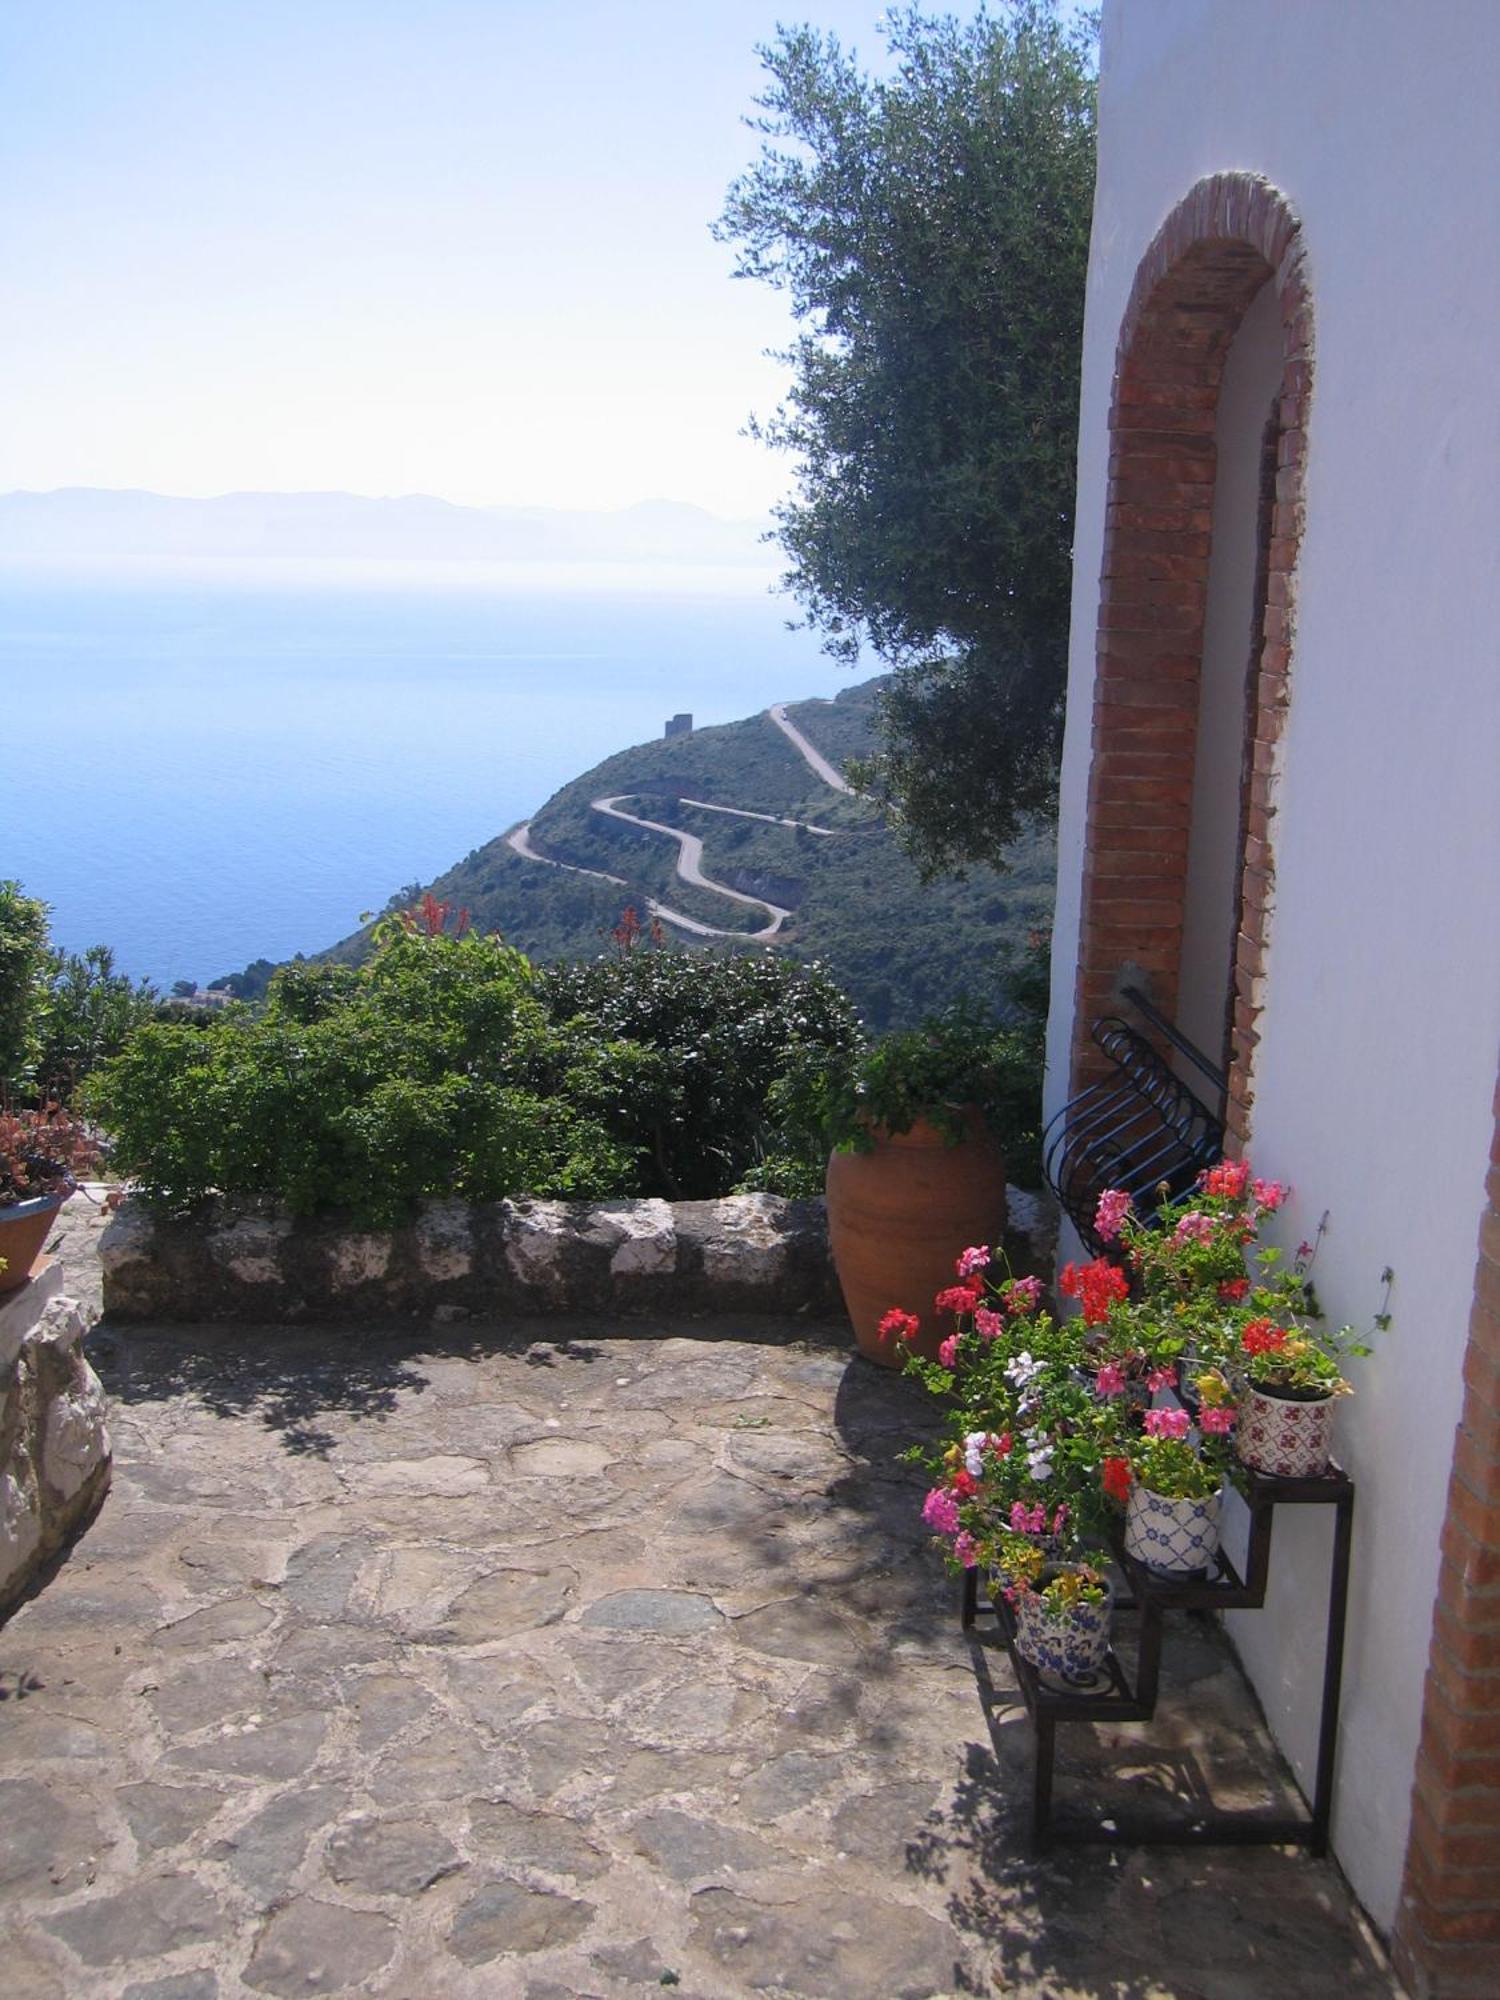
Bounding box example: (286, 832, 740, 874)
(0, 556, 854, 989)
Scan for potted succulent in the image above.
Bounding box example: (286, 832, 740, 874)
(775, 1006, 1032, 1366)
(0, 1105, 103, 1292)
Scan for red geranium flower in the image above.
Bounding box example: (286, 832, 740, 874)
(1102, 1456, 1132, 1503)
(934, 1284, 982, 1316)
(878, 1308, 921, 1344)
(1058, 1257, 1130, 1326)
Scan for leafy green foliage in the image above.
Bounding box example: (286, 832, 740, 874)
(86, 925, 863, 1219)
(85, 928, 636, 1222)
(0, 881, 51, 1093)
(715, 4, 1096, 871)
(0, 881, 158, 1104)
(33, 944, 160, 1104)
(535, 947, 861, 1199)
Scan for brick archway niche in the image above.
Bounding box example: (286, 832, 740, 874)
(1070, 173, 1311, 1150)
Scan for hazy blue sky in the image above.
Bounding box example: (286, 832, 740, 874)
(0, 0, 899, 517)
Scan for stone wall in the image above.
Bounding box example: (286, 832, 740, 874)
(100, 1192, 842, 1326)
(0, 1263, 112, 1620)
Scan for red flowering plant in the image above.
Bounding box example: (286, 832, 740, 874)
(1090, 1161, 1378, 1405)
(1099, 1397, 1237, 1505)
(0, 1104, 103, 1208)
(896, 1247, 1118, 1604)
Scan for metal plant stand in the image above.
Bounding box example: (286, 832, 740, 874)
(962, 1463, 1356, 1850)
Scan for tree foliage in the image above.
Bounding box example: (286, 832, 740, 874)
(716, 3, 1096, 871)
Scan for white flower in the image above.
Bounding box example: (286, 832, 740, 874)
(1026, 1445, 1054, 1480)
(1005, 1350, 1043, 1390)
(963, 1431, 988, 1478)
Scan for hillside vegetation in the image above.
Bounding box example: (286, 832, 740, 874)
(409, 677, 1054, 1032)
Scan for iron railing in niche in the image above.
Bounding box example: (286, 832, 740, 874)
(1042, 984, 1227, 1254)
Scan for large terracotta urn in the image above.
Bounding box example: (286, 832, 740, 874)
(825, 1109, 1006, 1367)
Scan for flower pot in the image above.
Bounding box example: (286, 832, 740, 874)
(824, 1108, 1006, 1368)
(1123, 1483, 1223, 1577)
(1010, 1567, 1114, 1684)
(1237, 1382, 1337, 1479)
(0, 1190, 68, 1294)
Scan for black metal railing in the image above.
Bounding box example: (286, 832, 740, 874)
(1042, 992, 1226, 1254)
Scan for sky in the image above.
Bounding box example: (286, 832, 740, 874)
(0, 0, 900, 519)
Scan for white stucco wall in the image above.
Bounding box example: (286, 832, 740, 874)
(1045, 0, 1500, 1933)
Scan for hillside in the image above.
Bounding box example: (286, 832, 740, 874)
(400, 677, 1055, 1032)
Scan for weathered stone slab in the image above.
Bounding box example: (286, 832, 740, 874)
(0, 1271, 110, 1618)
(448, 1878, 595, 1963)
(244, 1898, 397, 1995)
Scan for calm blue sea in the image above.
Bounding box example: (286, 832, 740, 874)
(0, 557, 853, 987)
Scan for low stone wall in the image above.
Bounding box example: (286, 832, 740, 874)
(1, 1264, 112, 1620)
(100, 1192, 842, 1326)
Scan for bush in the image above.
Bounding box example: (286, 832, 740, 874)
(0, 882, 158, 1104)
(85, 929, 864, 1219)
(535, 948, 861, 1199)
(34, 943, 160, 1103)
(0, 881, 50, 1093)
(86, 927, 637, 1222)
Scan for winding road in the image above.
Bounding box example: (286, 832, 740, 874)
(504, 702, 852, 942)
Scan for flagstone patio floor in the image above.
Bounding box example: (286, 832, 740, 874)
(0, 1200, 1400, 1998)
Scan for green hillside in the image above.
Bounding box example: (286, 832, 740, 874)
(409, 677, 1055, 1033)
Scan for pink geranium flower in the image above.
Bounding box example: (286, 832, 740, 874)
(1199, 1405, 1235, 1434)
(974, 1307, 1004, 1341)
(1094, 1187, 1132, 1243)
(955, 1245, 991, 1278)
(922, 1488, 961, 1535)
(1095, 1362, 1127, 1396)
(938, 1333, 960, 1370)
(1143, 1407, 1191, 1441)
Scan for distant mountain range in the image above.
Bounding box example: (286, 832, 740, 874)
(225, 676, 1056, 1035)
(0, 487, 774, 568)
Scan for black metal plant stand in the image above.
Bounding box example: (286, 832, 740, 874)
(961, 1463, 1355, 1851)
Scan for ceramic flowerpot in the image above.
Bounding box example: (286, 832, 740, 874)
(824, 1108, 1006, 1368)
(1123, 1483, 1223, 1577)
(1237, 1383, 1337, 1478)
(1011, 1568, 1115, 1684)
(0, 1190, 68, 1294)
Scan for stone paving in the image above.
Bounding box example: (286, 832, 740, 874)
(0, 1198, 1401, 1998)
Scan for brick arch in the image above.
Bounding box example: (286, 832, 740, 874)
(1071, 172, 1311, 1151)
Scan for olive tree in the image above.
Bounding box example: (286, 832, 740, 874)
(716, 3, 1096, 872)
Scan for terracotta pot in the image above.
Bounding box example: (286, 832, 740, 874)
(824, 1109, 1006, 1367)
(1123, 1482, 1223, 1577)
(1237, 1382, 1337, 1478)
(0, 1190, 68, 1294)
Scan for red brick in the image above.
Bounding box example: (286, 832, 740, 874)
(1442, 1513, 1500, 1594)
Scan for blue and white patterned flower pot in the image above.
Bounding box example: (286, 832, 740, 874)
(1012, 1569, 1115, 1683)
(1123, 1484, 1222, 1577)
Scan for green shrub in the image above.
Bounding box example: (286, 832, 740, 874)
(0, 881, 50, 1093)
(85, 926, 636, 1221)
(34, 943, 159, 1104)
(535, 948, 862, 1199)
(0, 882, 159, 1105)
(84, 929, 864, 1218)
